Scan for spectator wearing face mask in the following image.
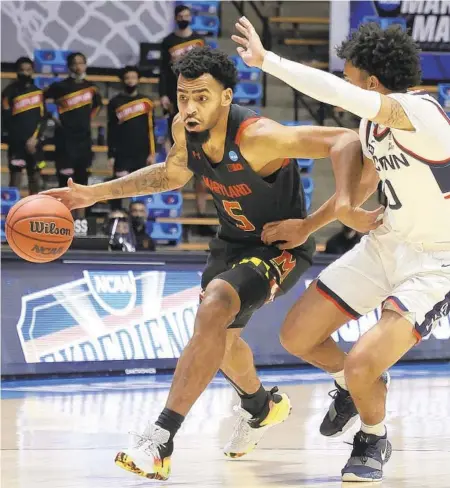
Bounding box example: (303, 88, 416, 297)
(108, 66, 156, 210)
(129, 201, 155, 251)
(1, 57, 45, 194)
(105, 209, 136, 252)
(159, 5, 205, 144)
(44, 52, 102, 189)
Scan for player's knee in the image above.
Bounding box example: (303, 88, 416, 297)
(198, 279, 241, 329)
(279, 310, 314, 357)
(344, 349, 377, 386)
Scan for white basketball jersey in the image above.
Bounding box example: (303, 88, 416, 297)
(360, 91, 450, 248)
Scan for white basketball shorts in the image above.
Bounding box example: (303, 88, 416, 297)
(317, 223, 450, 342)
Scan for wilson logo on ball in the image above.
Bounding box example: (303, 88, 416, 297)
(32, 245, 64, 255)
(29, 221, 71, 236)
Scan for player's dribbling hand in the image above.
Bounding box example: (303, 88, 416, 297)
(40, 178, 97, 210)
(232, 17, 267, 69)
(262, 219, 312, 250)
(336, 205, 385, 234)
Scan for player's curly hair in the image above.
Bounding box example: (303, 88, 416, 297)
(173, 47, 238, 90)
(336, 23, 422, 91)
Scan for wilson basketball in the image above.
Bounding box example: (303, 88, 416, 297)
(6, 195, 74, 263)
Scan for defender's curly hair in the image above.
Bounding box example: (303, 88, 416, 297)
(173, 47, 238, 90)
(336, 23, 422, 91)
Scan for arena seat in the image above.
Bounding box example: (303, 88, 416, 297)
(230, 55, 261, 82)
(190, 15, 220, 37)
(34, 49, 71, 74)
(233, 82, 263, 106)
(33, 76, 64, 90)
(154, 118, 169, 144)
(296, 158, 314, 173)
(206, 39, 218, 49)
(146, 221, 183, 244)
(133, 191, 183, 218)
(361, 16, 407, 30)
(1, 187, 20, 213)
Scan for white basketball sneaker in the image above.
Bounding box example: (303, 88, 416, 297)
(224, 387, 292, 459)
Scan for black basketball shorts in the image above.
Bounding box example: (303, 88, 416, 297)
(201, 236, 314, 328)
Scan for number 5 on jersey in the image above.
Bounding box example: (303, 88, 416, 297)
(223, 201, 256, 232)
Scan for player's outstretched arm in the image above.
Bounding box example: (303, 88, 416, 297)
(232, 17, 414, 131)
(40, 117, 193, 210)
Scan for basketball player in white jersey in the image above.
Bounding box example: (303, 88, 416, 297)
(233, 19, 450, 482)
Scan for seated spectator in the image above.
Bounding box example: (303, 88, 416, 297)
(105, 209, 136, 252)
(129, 201, 155, 251)
(324, 225, 362, 255)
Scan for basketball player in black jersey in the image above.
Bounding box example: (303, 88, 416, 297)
(43, 47, 380, 481)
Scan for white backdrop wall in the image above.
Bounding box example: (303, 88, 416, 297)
(1, 1, 174, 68)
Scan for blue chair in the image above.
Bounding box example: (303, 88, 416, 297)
(177, 1, 219, 15)
(34, 49, 71, 74)
(133, 191, 183, 218)
(146, 222, 182, 244)
(154, 118, 168, 144)
(296, 158, 314, 173)
(0, 228, 6, 244)
(230, 55, 261, 82)
(438, 84, 450, 111)
(206, 39, 218, 49)
(1, 187, 20, 213)
(34, 76, 63, 91)
(305, 194, 311, 212)
(190, 15, 220, 36)
(233, 83, 263, 106)
(155, 149, 167, 164)
(301, 176, 314, 196)
(45, 102, 59, 118)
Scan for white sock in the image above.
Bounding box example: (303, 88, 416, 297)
(361, 421, 386, 437)
(330, 369, 347, 390)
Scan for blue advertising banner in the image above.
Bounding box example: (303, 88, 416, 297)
(1, 251, 449, 376)
(350, 1, 450, 80)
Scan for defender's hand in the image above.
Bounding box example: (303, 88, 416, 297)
(262, 218, 312, 250)
(232, 17, 267, 69)
(40, 178, 97, 210)
(336, 205, 384, 234)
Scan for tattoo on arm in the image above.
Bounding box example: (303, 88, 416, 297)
(97, 142, 190, 199)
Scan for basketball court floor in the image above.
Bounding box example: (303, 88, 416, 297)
(2, 363, 449, 488)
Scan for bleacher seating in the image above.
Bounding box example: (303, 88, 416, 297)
(190, 15, 220, 37)
(33, 49, 70, 74)
(178, 1, 219, 15)
(146, 222, 183, 244)
(233, 82, 263, 106)
(231, 56, 261, 82)
(154, 118, 168, 145)
(361, 16, 407, 30)
(133, 191, 183, 219)
(1, 187, 20, 213)
(33, 76, 63, 90)
(301, 176, 314, 212)
(206, 39, 218, 49)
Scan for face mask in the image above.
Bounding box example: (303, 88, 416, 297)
(69, 70, 86, 81)
(177, 20, 190, 30)
(131, 216, 146, 229)
(17, 73, 32, 84)
(124, 84, 138, 94)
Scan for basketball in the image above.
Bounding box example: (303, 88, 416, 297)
(5, 195, 74, 263)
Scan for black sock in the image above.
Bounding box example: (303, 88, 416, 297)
(239, 384, 269, 418)
(155, 408, 185, 445)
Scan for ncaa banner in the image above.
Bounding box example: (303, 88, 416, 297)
(1, 256, 449, 377)
(350, 1, 450, 80)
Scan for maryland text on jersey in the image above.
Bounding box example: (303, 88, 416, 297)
(116, 99, 153, 123)
(58, 87, 97, 113)
(12, 91, 43, 115)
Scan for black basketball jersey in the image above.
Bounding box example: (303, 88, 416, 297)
(186, 104, 310, 247)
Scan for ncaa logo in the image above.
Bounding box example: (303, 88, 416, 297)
(228, 151, 238, 162)
(84, 270, 137, 316)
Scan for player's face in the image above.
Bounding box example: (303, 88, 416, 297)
(343, 61, 380, 92)
(70, 55, 87, 76)
(177, 74, 232, 137)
